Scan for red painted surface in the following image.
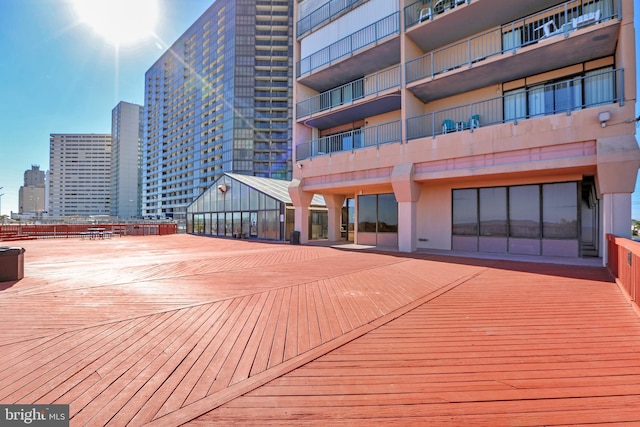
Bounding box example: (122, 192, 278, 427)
(0, 235, 638, 426)
(607, 234, 640, 310)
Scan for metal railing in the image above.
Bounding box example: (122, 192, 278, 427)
(296, 120, 401, 160)
(405, 0, 469, 28)
(0, 223, 178, 240)
(406, 0, 617, 83)
(297, 0, 366, 38)
(296, 65, 401, 118)
(406, 68, 623, 140)
(297, 12, 400, 78)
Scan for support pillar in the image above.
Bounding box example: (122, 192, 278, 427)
(391, 163, 421, 253)
(597, 135, 640, 265)
(288, 178, 314, 244)
(323, 194, 345, 242)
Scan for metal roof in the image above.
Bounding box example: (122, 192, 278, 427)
(225, 173, 325, 206)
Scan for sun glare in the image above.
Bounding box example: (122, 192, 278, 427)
(73, 0, 158, 46)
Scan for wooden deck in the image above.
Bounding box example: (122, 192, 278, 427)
(0, 235, 639, 426)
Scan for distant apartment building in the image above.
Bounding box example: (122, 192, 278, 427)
(48, 133, 112, 218)
(143, 0, 293, 222)
(111, 101, 143, 219)
(290, 0, 639, 263)
(18, 165, 46, 216)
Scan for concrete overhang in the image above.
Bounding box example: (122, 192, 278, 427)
(407, 0, 568, 52)
(297, 37, 401, 93)
(300, 91, 401, 129)
(408, 21, 619, 103)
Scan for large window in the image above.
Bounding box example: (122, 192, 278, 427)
(452, 189, 477, 235)
(528, 79, 582, 117)
(542, 182, 578, 238)
(504, 67, 614, 120)
(479, 187, 507, 237)
(358, 194, 398, 233)
(453, 182, 578, 240)
(509, 185, 540, 237)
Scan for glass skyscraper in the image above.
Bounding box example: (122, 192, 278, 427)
(143, 0, 293, 224)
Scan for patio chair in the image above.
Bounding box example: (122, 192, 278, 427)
(442, 119, 457, 134)
(469, 114, 480, 129)
(572, 9, 601, 29)
(535, 20, 572, 39)
(419, 7, 432, 22)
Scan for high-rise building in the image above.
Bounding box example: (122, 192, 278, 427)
(48, 133, 112, 218)
(111, 101, 143, 219)
(143, 0, 293, 222)
(290, 0, 639, 262)
(23, 165, 45, 187)
(18, 165, 46, 216)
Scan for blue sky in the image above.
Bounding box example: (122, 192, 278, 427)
(0, 1, 639, 220)
(0, 0, 212, 216)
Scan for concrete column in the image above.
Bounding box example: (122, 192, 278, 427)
(597, 135, 640, 265)
(601, 193, 633, 266)
(397, 201, 417, 253)
(323, 194, 345, 242)
(391, 163, 421, 253)
(288, 178, 314, 244)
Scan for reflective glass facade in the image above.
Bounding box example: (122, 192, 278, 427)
(186, 173, 327, 241)
(144, 0, 293, 226)
(452, 182, 581, 256)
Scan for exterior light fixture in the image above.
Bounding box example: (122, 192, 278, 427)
(598, 111, 611, 128)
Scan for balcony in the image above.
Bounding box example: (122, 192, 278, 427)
(296, 65, 401, 128)
(405, 0, 567, 51)
(406, 68, 623, 140)
(297, 12, 400, 92)
(296, 120, 401, 160)
(297, 0, 368, 38)
(406, 0, 619, 103)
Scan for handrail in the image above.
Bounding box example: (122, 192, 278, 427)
(0, 223, 178, 240)
(607, 234, 640, 311)
(296, 120, 401, 160)
(297, 0, 366, 38)
(405, 0, 469, 28)
(406, 0, 617, 83)
(297, 12, 400, 78)
(406, 68, 622, 140)
(296, 65, 401, 118)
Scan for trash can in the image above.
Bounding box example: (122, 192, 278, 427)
(0, 246, 26, 282)
(290, 230, 300, 245)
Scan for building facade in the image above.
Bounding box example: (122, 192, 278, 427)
(111, 101, 143, 219)
(18, 165, 46, 216)
(290, 0, 639, 262)
(48, 133, 112, 218)
(143, 0, 293, 224)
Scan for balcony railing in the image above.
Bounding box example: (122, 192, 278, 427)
(296, 65, 401, 118)
(297, 0, 366, 38)
(297, 12, 400, 78)
(296, 120, 401, 160)
(406, 0, 618, 83)
(406, 68, 623, 140)
(405, 0, 469, 29)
